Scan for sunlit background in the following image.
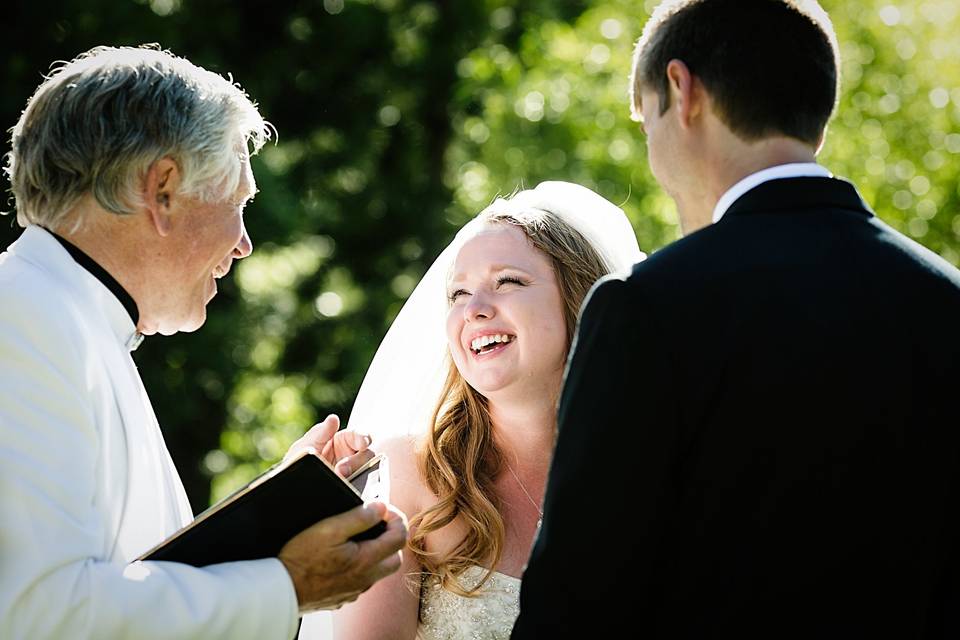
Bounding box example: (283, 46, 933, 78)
(2, 0, 958, 509)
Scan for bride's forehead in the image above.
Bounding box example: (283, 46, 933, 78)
(452, 225, 541, 270)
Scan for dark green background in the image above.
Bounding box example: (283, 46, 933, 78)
(3, 0, 958, 510)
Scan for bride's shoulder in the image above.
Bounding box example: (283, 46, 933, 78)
(373, 434, 421, 467)
(374, 435, 434, 513)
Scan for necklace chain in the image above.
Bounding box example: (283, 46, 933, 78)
(506, 462, 544, 524)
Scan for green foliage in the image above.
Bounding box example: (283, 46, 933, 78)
(1, 0, 957, 509)
(819, 1, 960, 264)
(447, 1, 680, 253)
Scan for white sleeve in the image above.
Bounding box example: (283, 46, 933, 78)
(0, 290, 300, 639)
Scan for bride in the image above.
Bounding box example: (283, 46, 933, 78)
(301, 181, 642, 639)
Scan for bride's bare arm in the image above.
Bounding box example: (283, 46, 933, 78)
(334, 435, 427, 640)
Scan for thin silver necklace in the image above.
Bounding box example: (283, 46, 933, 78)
(506, 462, 544, 528)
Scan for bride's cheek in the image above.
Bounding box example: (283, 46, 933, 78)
(445, 311, 463, 351)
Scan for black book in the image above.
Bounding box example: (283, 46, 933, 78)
(137, 451, 387, 567)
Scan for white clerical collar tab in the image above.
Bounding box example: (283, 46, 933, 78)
(126, 332, 145, 352)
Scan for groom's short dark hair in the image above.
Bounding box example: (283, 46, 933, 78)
(630, 0, 839, 147)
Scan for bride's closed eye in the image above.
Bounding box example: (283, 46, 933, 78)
(448, 275, 528, 303)
(448, 288, 469, 303)
(496, 275, 527, 288)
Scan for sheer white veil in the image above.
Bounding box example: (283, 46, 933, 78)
(344, 181, 645, 446)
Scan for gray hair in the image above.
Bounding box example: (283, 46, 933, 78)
(5, 44, 273, 229)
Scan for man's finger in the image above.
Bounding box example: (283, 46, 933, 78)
(320, 438, 335, 462)
(335, 449, 375, 479)
(382, 551, 403, 574)
(382, 505, 407, 524)
(315, 590, 364, 611)
(368, 552, 403, 583)
(354, 515, 407, 563)
(341, 430, 373, 452)
(306, 415, 340, 446)
(314, 502, 388, 541)
(301, 416, 339, 458)
(284, 415, 340, 462)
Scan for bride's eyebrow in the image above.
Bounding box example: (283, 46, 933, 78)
(449, 264, 532, 282)
(488, 264, 534, 275)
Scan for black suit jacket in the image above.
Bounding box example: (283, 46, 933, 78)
(512, 177, 960, 638)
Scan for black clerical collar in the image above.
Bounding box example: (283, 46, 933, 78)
(50, 233, 140, 327)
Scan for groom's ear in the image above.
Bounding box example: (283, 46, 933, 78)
(665, 59, 703, 129)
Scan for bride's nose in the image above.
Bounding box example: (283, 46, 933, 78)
(464, 292, 495, 322)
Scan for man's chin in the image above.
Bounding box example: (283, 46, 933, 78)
(174, 314, 207, 334)
(137, 311, 207, 336)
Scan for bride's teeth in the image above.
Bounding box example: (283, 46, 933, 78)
(470, 334, 516, 353)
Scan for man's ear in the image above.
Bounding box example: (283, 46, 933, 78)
(142, 157, 181, 237)
(665, 59, 703, 129)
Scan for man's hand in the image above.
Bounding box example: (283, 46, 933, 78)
(278, 502, 407, 613)
(284, 414, 374, 478)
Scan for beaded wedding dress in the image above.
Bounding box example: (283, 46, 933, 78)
(417, 566, 521, 640)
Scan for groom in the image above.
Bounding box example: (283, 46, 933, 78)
(513, 1, 960, 637)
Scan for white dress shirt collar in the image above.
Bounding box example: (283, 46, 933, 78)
(712, 162, 832, 223)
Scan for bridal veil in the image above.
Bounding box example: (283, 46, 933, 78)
(345, 181, 645, 446)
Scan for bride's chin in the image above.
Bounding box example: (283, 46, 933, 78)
(467, 378, 516, 401)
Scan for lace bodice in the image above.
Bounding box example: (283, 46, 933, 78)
(417, 566, 521, 640)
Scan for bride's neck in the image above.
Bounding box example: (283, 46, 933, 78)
(488, 399, 556, 472)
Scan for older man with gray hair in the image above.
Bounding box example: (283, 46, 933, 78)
(0, 45, 406, 639)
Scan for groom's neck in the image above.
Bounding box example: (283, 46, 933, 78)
(677, 129, 819, 236)
(720, 135, 819, 186)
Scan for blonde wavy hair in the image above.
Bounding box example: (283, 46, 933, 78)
(408, 204, 612, 596)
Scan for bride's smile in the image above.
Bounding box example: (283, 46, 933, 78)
(468, 333, 515, 357)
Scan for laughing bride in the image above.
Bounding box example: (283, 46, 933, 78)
(301, 181, 642, 639)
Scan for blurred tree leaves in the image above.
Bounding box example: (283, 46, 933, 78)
(1, 0, 957, 509)
(820, 1, 960, 264)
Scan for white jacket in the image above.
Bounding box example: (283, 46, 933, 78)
(0, 226, 299, 639)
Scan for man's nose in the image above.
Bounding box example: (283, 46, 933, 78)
(234, 225, 253, 259)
